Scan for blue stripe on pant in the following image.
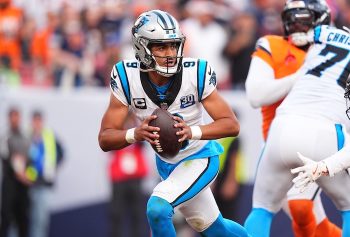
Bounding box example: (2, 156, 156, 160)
(171, 156, 219, 207)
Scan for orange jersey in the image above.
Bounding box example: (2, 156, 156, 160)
(0, 6, 23, 69)
(31, 28, 53, 66)
(252, 35, 306, 140)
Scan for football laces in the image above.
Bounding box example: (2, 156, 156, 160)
(153, 131, 163, 152)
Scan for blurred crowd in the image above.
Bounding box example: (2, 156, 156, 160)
(0, 0, 349, 90)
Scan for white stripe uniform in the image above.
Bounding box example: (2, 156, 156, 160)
(246, 35, 329, 223)
(253, 25, 350, 213)
(110, 58, 223, 231)
(110, 58, 216, 164)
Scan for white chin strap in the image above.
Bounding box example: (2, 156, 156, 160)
(155, 63, 178, 77)
(290, 32, 309, 47)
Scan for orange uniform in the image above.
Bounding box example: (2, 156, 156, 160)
(252, 35, 305, 140)
(0, 4, 23, 69)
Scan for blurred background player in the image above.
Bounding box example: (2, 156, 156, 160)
(245, 0, 341, 236)
(27, 110, 64, 237)
(98, 9, 249, 237)
(244, 11, 350, 237)
(0, 107, 30, 237)
(108, 113, 149, 237)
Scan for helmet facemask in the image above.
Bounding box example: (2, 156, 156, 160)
(282, 0, 331, 47)
(282, 2, 315, 46)
(140, 38, 185, 77)
(132, 10, 186, 77)
(345, 77, 350, 120)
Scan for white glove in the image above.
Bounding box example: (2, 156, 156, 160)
(290, 152, 329, 192)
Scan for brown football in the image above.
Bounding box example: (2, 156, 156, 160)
(148, 108, 182, 158)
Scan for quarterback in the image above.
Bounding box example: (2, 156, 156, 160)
(98, 10, 249, 237)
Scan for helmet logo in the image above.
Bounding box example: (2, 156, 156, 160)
(209, 72, 217, 86)
(134, 16, 149, 33)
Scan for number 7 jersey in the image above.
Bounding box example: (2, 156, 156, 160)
(277, 25, 350, 126)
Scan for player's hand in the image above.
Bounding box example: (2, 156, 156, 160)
(291, 152, 329, 192)
(173, 116, 191, 142)
(134, 115, 160, 145)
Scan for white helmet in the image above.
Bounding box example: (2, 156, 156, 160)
(132, 10, 186, 77)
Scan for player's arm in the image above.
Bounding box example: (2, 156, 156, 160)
(98, 94, 159, 151)
(98, 94, 131, 151)
(245, 38, 301, 108)
(323, 146, 350, 177)
(174, 89, 239, 141)
(291, 147, 350, 192)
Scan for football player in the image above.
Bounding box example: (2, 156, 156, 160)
(244, 2, 350, 237)
(291, 73, 350, 188)
(98, 10, 249, 237)
(245, 0, 341, 236)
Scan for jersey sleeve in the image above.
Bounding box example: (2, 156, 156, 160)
(245, 56, 298, 108)
(197, 59, 217, 101)
(312, 25, 328, 44)
(252, 37, 273, 68)
(110, 63, 129, 106)
(324, 144, 350, 177)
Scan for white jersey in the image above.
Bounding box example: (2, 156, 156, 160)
(277, 25, 350, 127)
(110, 58, 219, 164)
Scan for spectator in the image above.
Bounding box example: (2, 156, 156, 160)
(251, 0, 284, 37)
(19, 16, 37, 86)
(181, 0, 230, 88)
(27, 110, 64, 237)
(0, 56, 20, 87)
(30, 11, 61, 87)
(0, 107, 31, 237)
(0, 0, 23, 70)
(223, 11, 257, 90)
(334, 0, 350, 29)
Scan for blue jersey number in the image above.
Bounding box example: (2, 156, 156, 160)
(307, 45, 350, 89)
(126, 62, 138, 68)
(183, 61, 195, 68)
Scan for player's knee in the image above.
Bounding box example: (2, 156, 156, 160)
(186, 215, 211, 232)
(146, 196, 174, 223)
(289, 199, 315, 225)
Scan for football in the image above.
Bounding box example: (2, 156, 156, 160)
(148, 108, 182, 158)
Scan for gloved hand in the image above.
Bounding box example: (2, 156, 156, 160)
(291, 152, 329, 192)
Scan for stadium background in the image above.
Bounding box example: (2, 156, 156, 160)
(0, 0, 348, 236)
